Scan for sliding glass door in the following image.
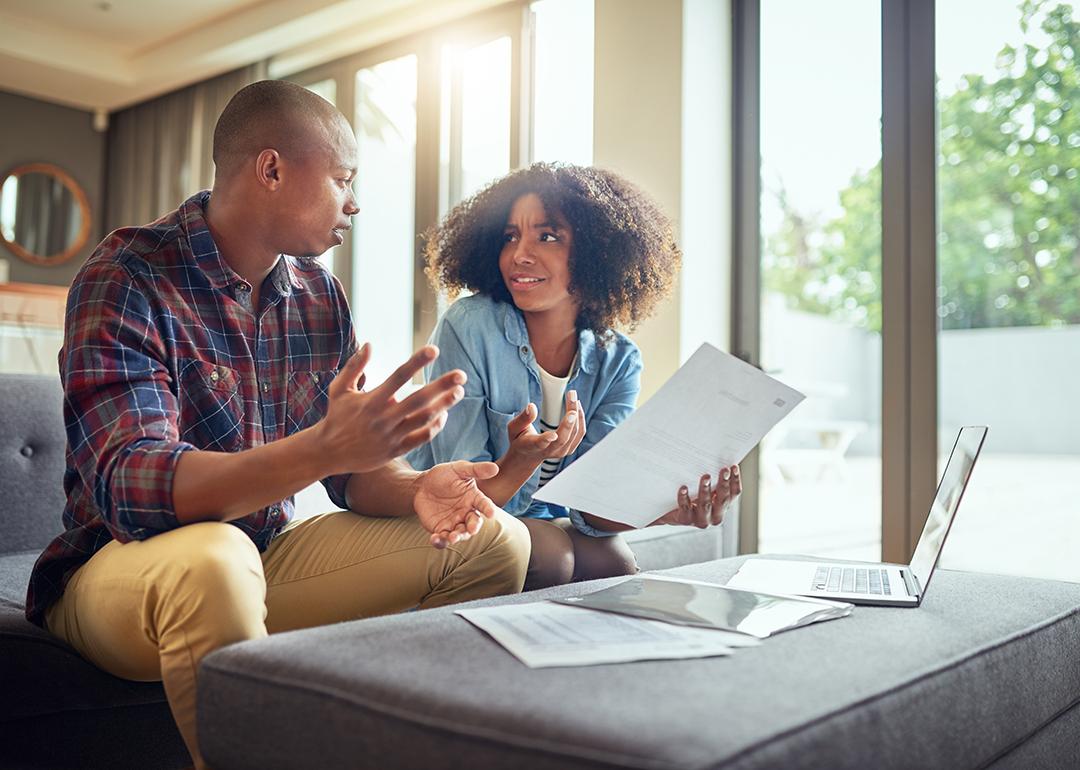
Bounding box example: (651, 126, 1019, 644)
(934, 0, 1080, 580)
(755, 0, 883, 560)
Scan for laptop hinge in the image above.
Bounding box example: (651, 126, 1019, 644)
(901, 569, 921, 600)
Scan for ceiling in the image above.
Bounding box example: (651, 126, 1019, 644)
(0, 0, 505, 113)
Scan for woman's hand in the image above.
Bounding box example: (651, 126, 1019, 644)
(651, 464, 742, 528)
(504, 391, 586, 464)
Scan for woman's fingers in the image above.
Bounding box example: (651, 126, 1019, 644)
(694, 474, 711, 528)
(677, 485, 693, 526)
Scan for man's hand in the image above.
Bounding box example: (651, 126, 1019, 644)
(413, 461, 503, 548)
(504, 390, 586, 464)
(315, 343, 465, 476)
(651, 464, 742, 529)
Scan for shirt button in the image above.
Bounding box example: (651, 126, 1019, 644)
(261, 382, 270, 394)
(236, 282, 248, 292)
(210, 369, 220, 382)
(312, 373, 320, 384)
(521, 346, 529, 355)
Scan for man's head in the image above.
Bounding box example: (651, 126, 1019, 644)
(212, 80, 358, 258)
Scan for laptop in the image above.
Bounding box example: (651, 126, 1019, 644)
(726, 425, 988, 607)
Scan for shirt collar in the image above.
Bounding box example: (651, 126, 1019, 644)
(180, 190, 305, 297)
(498, 299, 597, 375)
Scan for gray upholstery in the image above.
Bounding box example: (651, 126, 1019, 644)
(0, 372, 717, 770)
(0, 374, 68, 555)
(0, 373, 189, 770)
(199, 557, 1080, 770)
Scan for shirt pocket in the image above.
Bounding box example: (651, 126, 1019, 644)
(484, 404, 516, 462)
(286, 369, 337, 435)
(177, 360, 245, 452)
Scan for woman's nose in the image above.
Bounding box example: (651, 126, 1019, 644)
(512, 241, 534, 264)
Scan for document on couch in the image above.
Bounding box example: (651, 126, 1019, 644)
(456, 600, 759, 668)
(555, 575, 853, 639)
(532, 342, 804, 528)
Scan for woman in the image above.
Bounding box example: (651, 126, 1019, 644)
(407, 163, 741, 588)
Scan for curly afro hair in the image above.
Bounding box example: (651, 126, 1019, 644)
(424, 163, 681, 337)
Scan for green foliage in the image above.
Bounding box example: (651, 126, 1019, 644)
(764, 0, 1079, 332)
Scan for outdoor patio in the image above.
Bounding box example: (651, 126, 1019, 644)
(759, 453, 1080, 584)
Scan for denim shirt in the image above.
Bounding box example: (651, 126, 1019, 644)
(406, 294, 643, 537)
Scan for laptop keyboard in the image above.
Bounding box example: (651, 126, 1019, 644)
(812, 566, 891, 596)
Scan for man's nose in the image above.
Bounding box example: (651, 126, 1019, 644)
(344, 187, 359, 216)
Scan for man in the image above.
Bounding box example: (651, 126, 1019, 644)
(25, 80, 531, 769)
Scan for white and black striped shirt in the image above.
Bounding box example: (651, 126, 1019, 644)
(536, 362, 572, 488)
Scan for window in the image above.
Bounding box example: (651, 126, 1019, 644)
(935, 0, 1080, 581)
(756, 0, 883, 560)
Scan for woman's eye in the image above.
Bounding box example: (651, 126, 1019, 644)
(539, 232, 558, 242)
(503, 233, 518, 243)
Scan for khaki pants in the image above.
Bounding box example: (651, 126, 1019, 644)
(45, 510, 530, 769)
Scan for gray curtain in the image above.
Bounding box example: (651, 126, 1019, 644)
(105, 61, 268, 231)
(13, 174, 77, 257)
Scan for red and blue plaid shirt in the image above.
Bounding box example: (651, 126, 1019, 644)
(26, 191, 357, 626)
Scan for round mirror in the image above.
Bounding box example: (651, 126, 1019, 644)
(0, 163, 91, 266)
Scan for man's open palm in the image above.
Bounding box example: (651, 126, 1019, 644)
(414, 461, 502, 548)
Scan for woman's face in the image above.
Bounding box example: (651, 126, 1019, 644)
(498, 193, 577, 319)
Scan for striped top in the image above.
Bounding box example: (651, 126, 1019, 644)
(536, 362, 571, 487)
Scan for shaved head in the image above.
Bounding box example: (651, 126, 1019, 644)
(212, 80, 349, 179)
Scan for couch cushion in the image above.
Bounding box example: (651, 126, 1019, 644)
(622, 525, 722, 571)
(0, 551, 169, 722)
(199, 557, 1080, 770)
(0, 374, 68, 556)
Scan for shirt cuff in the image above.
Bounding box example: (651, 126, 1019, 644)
(321, 472, 353, 511)
(106, 441, 195, 541)
(568, 508, 619, 538)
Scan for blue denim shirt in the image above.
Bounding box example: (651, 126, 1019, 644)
(406, 294, 642, 537)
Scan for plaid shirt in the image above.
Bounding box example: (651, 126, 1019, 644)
(26, 191, 357, 626)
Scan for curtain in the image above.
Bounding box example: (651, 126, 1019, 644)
(105, 61, 268, 231)
(12, 173, 77, 257)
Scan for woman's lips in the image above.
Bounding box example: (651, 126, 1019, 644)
(509, 275, 546, 290)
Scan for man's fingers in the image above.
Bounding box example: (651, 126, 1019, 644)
(449, 460, 500, 481)
(394, 413, 450, 456)
(331, 343, 371, 396)
(370, 345, 441, 402)
(394, 370, 466, 419)
(466, 510, 484, 534)
(471, 493, 499, 519)
(393, 386, 463, 437)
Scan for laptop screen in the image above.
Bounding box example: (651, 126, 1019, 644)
(908, 426, 988, 593)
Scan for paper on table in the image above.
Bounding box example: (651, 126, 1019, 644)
(557, 575, 852, 639)
(533, 342, 805, 527)
(456, 600, 759, 669)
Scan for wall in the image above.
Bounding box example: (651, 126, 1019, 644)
(768, 298, 1080, 455)
(593, 0, 684, 402)
(0, 90, 106, 287)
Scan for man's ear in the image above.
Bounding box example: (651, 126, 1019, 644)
(255, 149, 282, 191)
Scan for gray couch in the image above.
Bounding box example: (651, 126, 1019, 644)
(0, 374, 191, 770)
(0, 372, 722, 769)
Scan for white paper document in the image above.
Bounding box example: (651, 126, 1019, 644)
(533, 343, 805, 527)
(456, 600, 759, 669)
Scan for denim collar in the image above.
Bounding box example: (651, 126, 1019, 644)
(497, 298, 597, 375)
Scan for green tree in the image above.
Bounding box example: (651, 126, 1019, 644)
(765, 0, 1079, 332)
